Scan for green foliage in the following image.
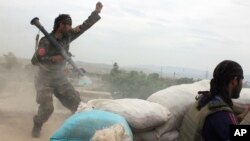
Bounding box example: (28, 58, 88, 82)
(102, 63, 196, 99)
(175, 77, 195, 85)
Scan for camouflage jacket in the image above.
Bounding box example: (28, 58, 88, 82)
(33, 11, 101, 72)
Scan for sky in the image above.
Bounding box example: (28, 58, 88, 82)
(1, 0, 250, 74)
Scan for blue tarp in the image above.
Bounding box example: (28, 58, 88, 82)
(50, 110, 133, 141)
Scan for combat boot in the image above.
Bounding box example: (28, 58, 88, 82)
(32, 118, 43, 138)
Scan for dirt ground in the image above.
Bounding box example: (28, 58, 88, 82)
(0, 81, 72, 141)
(0, 66, 114, 141)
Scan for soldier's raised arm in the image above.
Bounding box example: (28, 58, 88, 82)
(70, 2, 103, 41)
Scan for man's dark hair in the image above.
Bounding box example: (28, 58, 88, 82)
(197, 60, 243, 110)
(53, 14, 72, 32)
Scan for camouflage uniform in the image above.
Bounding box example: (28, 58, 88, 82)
(33, 11, 101, 129)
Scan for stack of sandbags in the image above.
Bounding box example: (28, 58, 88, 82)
(82, 98, 171, 132)
(136, 80, 210, 141)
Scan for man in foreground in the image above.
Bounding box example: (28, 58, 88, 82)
(179, 60, 246, 141)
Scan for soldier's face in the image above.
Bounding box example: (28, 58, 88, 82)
(62, 23, 72, 36)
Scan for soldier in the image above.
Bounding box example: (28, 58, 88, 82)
(178, 60, 247, 141)
(31, 2, 103, 138)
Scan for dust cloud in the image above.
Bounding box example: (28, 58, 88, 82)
(0, 61, 71, 141)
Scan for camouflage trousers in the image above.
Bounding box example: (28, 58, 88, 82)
(33, 70, 81, 125)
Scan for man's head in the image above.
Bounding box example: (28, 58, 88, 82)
(211, 60, 244, 99)
(53, 14, 72, 35)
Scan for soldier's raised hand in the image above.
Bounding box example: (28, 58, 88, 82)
(95, 2, 103, 13)
(51, 55, 64, 63)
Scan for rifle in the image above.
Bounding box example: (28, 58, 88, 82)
(30, 17, 84, 76)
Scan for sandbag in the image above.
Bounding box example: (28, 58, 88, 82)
(134, 129, 159, 141)
(135, 130, 179, 141)
(233, 88, 250, 105)
(86, 98, 171, 132)
(50, 110, 133, 141)
(240, 111, 250, 125)
(160, 130, 179, 141)
(147, 80, 210, 135)
(155, 114, 185, 136)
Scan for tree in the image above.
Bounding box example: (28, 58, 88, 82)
(110, 62, 120, 76)
(148, 73, 160, 80)
(102, 63, 197, 99)
(176, 77, 194, 85)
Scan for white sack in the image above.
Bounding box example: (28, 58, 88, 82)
(87, 98, 171, 131)
(233, 88, 250, 104)
(240, 111, 250, 125)
(147, 80, 210, 135)
(135, 130, 179, 141)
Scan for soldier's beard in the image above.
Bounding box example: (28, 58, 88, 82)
(231, 84, 242, 99)
(62, 31, 70, 37)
